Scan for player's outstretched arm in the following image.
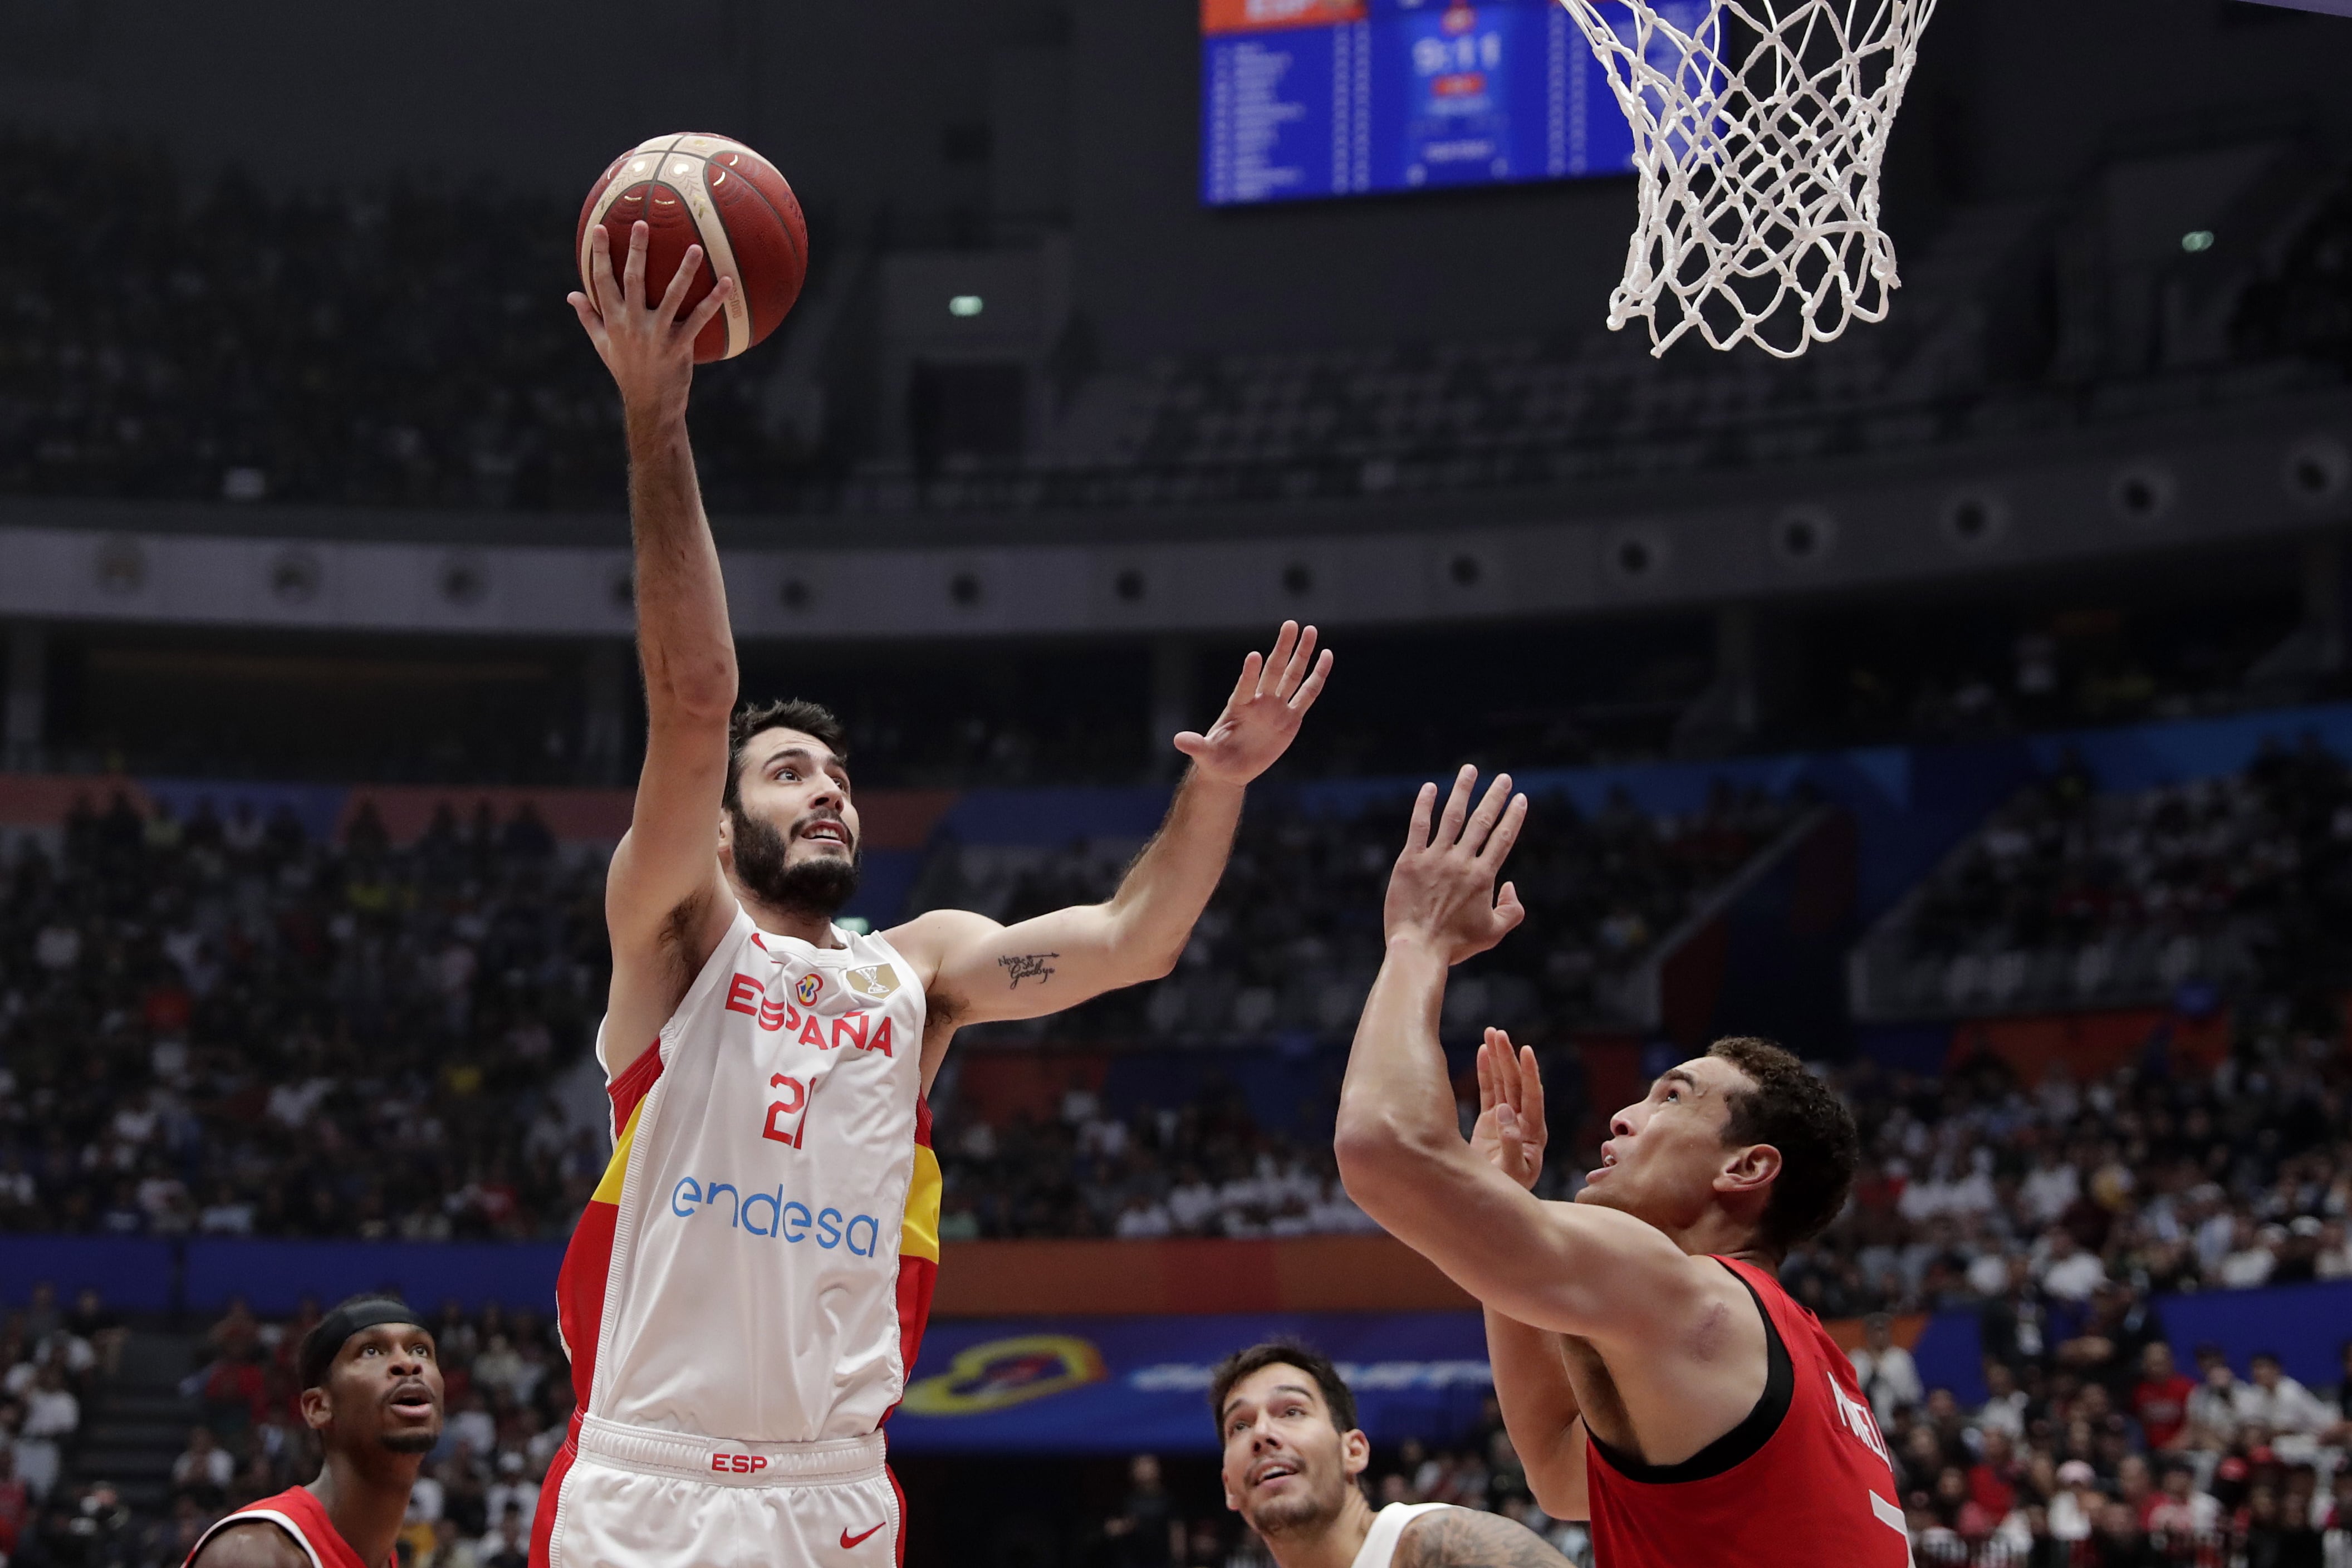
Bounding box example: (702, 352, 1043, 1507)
(890, 621, 1332, 1036)
(1333, 769, 1703, 1343)
(1393, 1504, 1575, 1568)
(1469, 1032, 1589, 1522)
(570, 222, 742, 1075)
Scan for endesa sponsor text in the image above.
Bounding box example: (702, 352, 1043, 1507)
(668, 1177, 884, 1257)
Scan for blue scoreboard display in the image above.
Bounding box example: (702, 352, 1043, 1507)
(1200, 0, 1698, 207)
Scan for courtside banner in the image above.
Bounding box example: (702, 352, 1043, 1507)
(889, 1311, 1491, 1453)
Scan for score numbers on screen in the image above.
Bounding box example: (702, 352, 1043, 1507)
(1199, 0, 1709, 207)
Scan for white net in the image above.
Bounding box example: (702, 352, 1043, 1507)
(1557, 0, 1942, 358)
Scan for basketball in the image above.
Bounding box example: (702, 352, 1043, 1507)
(576, 133, 807, 363)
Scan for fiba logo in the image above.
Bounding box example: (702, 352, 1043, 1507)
(795, 973, 825, 1006)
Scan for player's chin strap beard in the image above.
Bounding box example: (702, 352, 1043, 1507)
(730, 806, 860, 922)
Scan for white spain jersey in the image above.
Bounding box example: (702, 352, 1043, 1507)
(549, 908, 942, 1445)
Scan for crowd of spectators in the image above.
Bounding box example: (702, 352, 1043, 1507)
(11, 129, 2345, 535)
(0, 775, 1809, 1243)
(0, 790, 614, 1244)
(1870, 738, 2352, 1017)
(0, 129, 815, 517)
(933, 1071, 1388, 1244)
(919, 780, 1806, 1054)
(1, 1283, 122, 1530)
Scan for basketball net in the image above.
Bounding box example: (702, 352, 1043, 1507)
(1558, 0, 1941, 358)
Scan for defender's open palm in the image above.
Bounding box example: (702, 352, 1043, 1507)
(569, 220, 734, 427)
(1385, 765, 1528, 964)
(1174, 621, 1334, 786)
(1471, 1028, 1549, 1192)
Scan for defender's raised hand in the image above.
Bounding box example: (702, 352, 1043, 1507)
(1173, 621, 1334, 786)
(568, 220, 734, 429)
(1384, 765, 1528, 964)
(1471, 1028, 1549, 1192)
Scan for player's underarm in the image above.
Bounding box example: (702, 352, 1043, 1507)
(1396, 1508, 1574, 1568)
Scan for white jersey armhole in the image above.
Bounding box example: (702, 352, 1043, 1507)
(1351, 1502, 1451, 1568)
(187, 1508, 329, 1568)
(593, 903, 754, 1087)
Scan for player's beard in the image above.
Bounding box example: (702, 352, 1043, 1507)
(1243, 1472, 1351, 1541)
(730, 806, 861, 921)
(379, 1429, 438, 1454)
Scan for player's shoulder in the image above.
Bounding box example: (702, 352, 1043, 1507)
(1394, 1504, 1572, 1568)
(188, 1517, 316, 1568)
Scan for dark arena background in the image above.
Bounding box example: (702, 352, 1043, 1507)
(6, 1, 2352, 1564)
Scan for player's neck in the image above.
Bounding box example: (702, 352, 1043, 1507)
(308, 1448, 423, 1567)
(734, 889, 847, 949)
(1664, 1206, 1776, 1270)
(1265, 1487, 1381, 1568)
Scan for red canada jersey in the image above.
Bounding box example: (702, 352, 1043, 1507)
(184, 1484, 391, 1568)
(1584, 1257, 1910, 1568)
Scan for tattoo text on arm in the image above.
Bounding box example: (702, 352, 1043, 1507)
(1394, 1508, 1572, 1568)
(999, 952, 1060, 989)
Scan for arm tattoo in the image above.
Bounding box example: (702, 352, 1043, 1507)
(1394, 1508, 1574, 1568)
(998, 952, 1060, 989)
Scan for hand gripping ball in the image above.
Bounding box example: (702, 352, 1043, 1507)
(577, 133, 808, 362)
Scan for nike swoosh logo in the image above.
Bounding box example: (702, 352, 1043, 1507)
(841, 1524, 887, 1550)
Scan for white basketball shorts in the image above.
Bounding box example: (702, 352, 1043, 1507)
(536, 1415, 903, 1568)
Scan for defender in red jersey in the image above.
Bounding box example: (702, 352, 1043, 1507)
(185, 1297, 444, 1568)
(1335, 768, 1907, 1567)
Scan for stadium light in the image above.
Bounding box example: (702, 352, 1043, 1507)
(949, 294, 984, 317)
(2182, 231, 2217, 253)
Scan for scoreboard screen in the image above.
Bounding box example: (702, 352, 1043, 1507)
(1200, 0, 1702, 208)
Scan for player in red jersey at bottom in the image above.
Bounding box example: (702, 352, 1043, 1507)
(184, 1297, 444, 1568)
(1335, 767, 1908, 1567)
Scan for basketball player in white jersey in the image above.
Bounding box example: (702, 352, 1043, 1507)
(539, 224, 1334, 1568)
(185, 1296, 443, 1568)
(1214, 1340, 1572, 1568)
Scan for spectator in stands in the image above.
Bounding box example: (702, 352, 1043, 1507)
(19, 1287, 61, 1351)
(1102, 1454, 1180, 1568)
(2090, 1498, 2149, 1566)
(170, 1424, 233, 1509)
(2056, 1282, 2167, 1402)
(2130, 1342, 2197, 1452)
(2186, 1347, 2246, 1451)
(479, 1502, 533, 1568)
(1980, 1256, 2056, 1376)
(147, 1495, 214, 1567)
(1851, 1313, 1924, 1426)
(64, 1289, 126, 1382)
(2237, 1352, 2332, 1445)
(1966, 1427, 2021, 1521)
(0, 1447, 26, 1559)
(2034, 1226, 2106, 1303)
(1976, 1359, 2032, 1443)
(483, 1449, 537, 1531)
(14, 1363, 77, 1500)
(2144, 1459, 2221, 1537)
(2047, 1459, 2102, 1543)
(2321, 1341, 2352, 1448)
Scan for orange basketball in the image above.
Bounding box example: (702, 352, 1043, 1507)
(577, 133, 808, 364)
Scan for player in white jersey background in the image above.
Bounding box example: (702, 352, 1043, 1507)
(1212, 1340, 1570, 1568)
(532, 223, 1335, 1568)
